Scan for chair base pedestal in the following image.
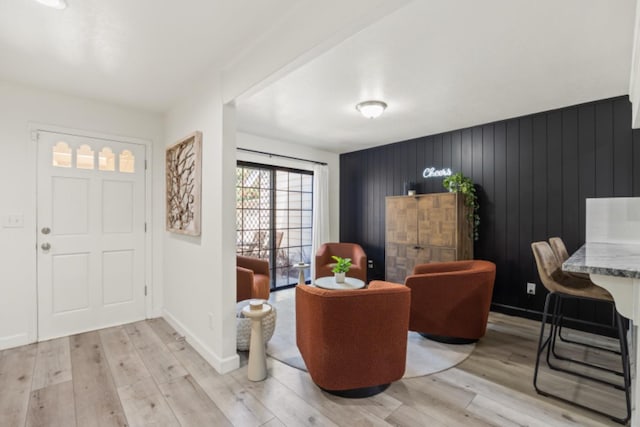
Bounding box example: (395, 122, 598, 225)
(320, 383, 390, 398)
(419, 333, 478, 345)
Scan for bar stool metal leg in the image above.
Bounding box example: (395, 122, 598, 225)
(533, 291, 630, 424)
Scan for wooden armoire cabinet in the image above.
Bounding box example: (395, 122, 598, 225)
(385, 192, 473, 283)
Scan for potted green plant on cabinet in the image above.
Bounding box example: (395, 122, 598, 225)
(443, 173, 480, 241)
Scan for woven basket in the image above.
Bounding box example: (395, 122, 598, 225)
(236, 300, 277, 351)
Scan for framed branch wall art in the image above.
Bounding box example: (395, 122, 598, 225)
(166, 131, 202, 236)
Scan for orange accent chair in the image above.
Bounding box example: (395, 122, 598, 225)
(314, 243, 367, 282)
(236, 255, 270, 302)
(405, 260, 496, 343)
(296, 281, 410, 397)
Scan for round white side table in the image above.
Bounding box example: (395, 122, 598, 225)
(242, 301, 272, 381)
(314, 276, 366, 290)
(292, 262, 310, 285)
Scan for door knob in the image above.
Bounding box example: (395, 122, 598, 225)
(41, 242, 51, 250)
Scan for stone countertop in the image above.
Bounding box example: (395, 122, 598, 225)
(563, 242, 640, 279)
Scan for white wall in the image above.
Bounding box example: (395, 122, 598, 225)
(236, 132, 340, 241)
(163, 72, 240, 373)
(0, 80, 163, 350)
(161, 93, 341, 375)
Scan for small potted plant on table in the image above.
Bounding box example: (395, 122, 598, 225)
(331, 256, 352, 283)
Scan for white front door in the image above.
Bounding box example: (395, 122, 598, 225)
(37, 131, 146, 340)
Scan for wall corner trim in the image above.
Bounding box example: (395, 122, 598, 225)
(161, 309, 240, 374)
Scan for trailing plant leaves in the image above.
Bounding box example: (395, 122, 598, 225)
(443, 173, 480, 241)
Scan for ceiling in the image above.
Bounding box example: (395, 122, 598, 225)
(236, 0, 637, 153)
(0, 0, 297, 111)
(0, 0, 636, 153)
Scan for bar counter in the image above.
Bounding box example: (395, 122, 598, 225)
(564, 242, 640, 320)
(564, 242, 640, 426)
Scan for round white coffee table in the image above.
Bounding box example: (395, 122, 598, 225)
(314, 276, 366, 290)
(242, 301, 272, 381)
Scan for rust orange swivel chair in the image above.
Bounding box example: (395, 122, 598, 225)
(314, 242, 367, 282)
(236, 255, 270, 302)
(296, 281, 410, 397)
(405, 260, 496, 343)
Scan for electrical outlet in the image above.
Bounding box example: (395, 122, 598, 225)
(368, 260, 374, 269)
(527, 282, 536, 295)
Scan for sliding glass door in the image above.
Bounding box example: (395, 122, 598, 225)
(236, 162, 313, 289)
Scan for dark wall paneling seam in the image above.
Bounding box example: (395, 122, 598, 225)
(339, 96, 638, 330)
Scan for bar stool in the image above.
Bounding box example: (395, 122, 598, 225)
(548, 237, 590, 280)
(531, 241, 630, 424)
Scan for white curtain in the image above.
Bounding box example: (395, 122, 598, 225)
(311, 164, 330, 280)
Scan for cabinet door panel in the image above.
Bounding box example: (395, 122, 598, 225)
(385, 243, 421, 283)
(386, 197, 418, 245)
(418, 193, 456, 247)
(417, 247, 457, 265)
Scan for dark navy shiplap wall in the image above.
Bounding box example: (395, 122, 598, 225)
(340, 96, 640, 327)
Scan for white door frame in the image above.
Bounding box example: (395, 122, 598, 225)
(28, 122, 154, 343)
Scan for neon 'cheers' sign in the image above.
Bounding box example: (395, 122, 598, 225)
(422, 167, 452, 178)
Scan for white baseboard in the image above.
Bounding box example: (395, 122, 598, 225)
(162, 309, 239, 374)
(0, 333, 31, 351)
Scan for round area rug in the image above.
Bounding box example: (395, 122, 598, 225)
(266, 290, 475, 378)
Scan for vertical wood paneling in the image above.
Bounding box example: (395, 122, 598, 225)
(423, 137, 434, 194)
(374, 147, 383, 266)
(472, 127, 483, 185)
(546, 110, 563, 238)
(451, 131, 462, 174)
(442, 133, 452, 175)
(493, 123, 508, 305)
(416, 139, 427, 194)
(480, 124, 495, 263)
(613, 98, 632, 196)
(595, 102, 614, 197)
(561, 108, 580, 320)
(532, 114, 548, 242)
(518, 117, 533, 308)
(531, 115, 548, 309)
(578, 104, 596, 243)
(339, 96, 637, 326)
(561, 108, 580, 251)
(461, 129, 473, 177)
(505, 120, 520, 306)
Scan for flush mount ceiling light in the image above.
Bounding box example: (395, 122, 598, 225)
(34, 0, 67, 9)
(356, 100, 387, 119)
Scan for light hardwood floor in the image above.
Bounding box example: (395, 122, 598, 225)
(0, 300, 626, 426)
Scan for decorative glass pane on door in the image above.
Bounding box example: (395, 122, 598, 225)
(236, 162, 313, 290)
(99, 147, 116, 171)
(76, 145, 95, 170)
(52, 142, 72, 168)
(119, 150, 135, 173)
